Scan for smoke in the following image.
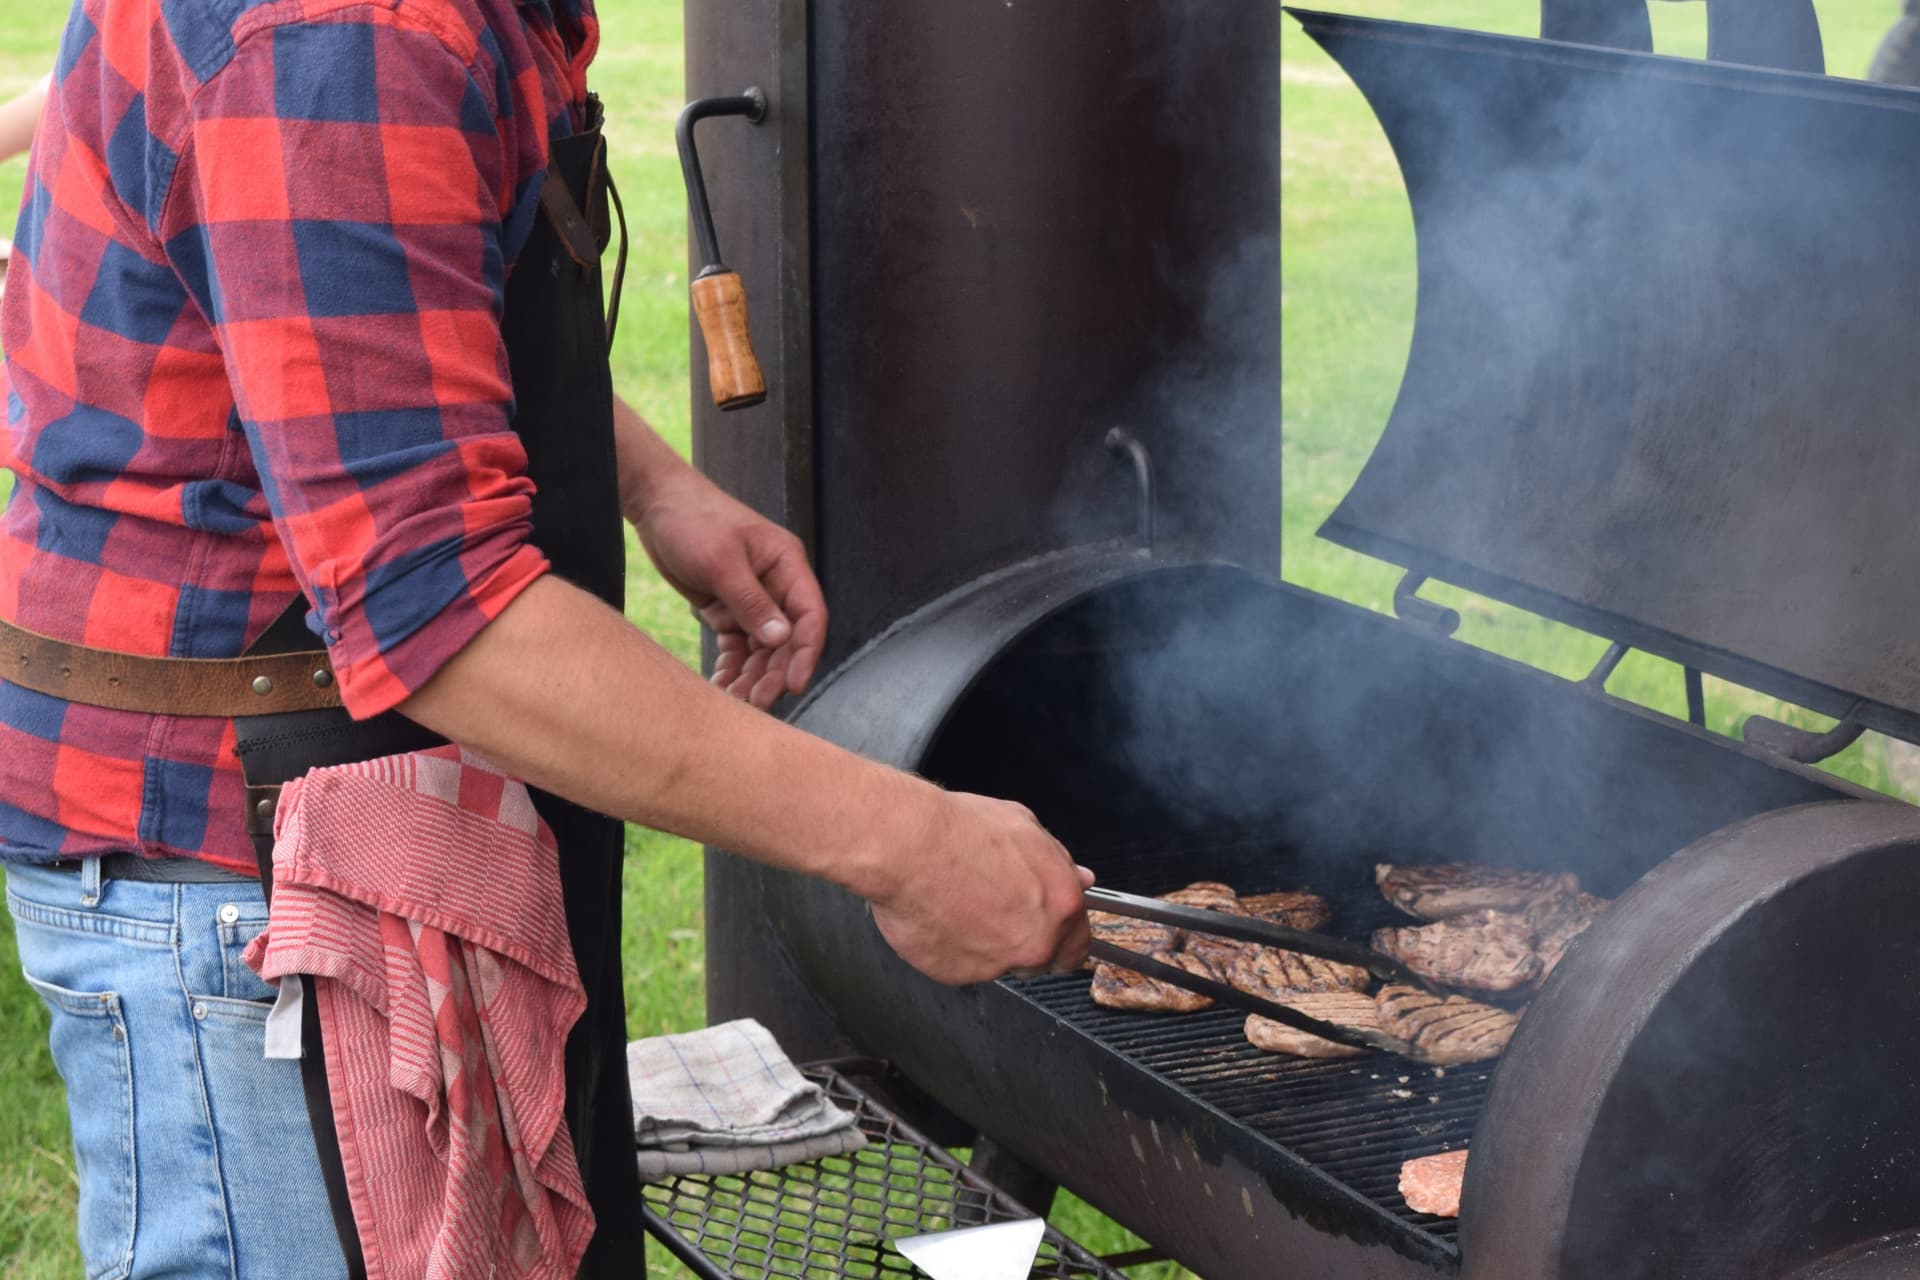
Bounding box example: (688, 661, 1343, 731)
(1013, 14, 1916, 898)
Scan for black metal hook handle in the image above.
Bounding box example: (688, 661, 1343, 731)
(677, 88, 766, 274)
(677, 88, 768, 411)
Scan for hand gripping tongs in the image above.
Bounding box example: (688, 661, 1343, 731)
(1083, 886, 1434, 1057)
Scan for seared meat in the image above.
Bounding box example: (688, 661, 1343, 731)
(1376, 863, 1579, 921)
(1175, 888, 1332, 978)
(1524, 889, 1611, 980)
(1089, 951, 1216, 1012)
(1224, 942, 1369, 995)
(1238, 890, 1332, 932)
(1161, 882, 1243, 912)
(1088, 909, 1179, 960)
(1373, 909, 1542, 994)
(1399, 1149, 1469, 1218)
(1244, 992, 1382, 1059)
(1089, 882, 1235, 1011)
(1089, 881, 1358, 1013)
(1375, 985, 1519, 1064)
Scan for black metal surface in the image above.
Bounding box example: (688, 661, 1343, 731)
(807, 0, 1280, 666)
(1461, 802, 1920, 1280)
(739, 562, 1869, 1278)
(676, 90, 766, 272)
(639, 1064, 1124, 1280)
(1301, 11, 1920, 745)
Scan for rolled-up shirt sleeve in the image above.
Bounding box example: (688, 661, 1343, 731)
(159, 15, 548, 717)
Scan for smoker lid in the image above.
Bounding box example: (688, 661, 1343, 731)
(1294, 11, 1920, 739)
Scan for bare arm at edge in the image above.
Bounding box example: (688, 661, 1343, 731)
(0, 74, 47, 166)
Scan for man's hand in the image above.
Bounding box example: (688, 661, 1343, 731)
(615, 397, 827, 708)
(863, 789, 1095, 986)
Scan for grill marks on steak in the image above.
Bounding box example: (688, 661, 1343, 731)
(1244, 992, 1382, 1059)
(1375, 863, 1579, 921)
(1223, 941, 1369, 995)
(1088, 909, 1178, 958)
(1373, 909, 1542, 995)
(1089, 950, 1216, 1012)
(1376, 863, 1613, 993)
(1399, 1149, 1469, 1218)
(1238, 890, 1332, 932)
(1089, 882, 1340, 1013)
(1376, 985, 1519, 1064)
(1524, 888, 1611, 979)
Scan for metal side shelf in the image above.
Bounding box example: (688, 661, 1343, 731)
(639, 1060, 1129, 1280)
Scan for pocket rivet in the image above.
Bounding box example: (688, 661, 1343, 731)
(113, 1026, 125, 1040)
(192, 1002, 208, 1020)
(218, 903, 240, 924)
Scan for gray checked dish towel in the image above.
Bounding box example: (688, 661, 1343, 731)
(628, 1018, 867, 1180)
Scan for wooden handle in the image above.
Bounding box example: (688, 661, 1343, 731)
(690, 271, 767, 410)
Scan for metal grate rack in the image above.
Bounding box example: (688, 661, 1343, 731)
(1012, 829, 1497, 1256)
(639, 1062, 1128, 1280)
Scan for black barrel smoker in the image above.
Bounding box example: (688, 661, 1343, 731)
(683, 1, 1920, 1276)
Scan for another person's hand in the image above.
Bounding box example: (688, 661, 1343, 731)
(634, 464, 828, 709)
(864, 788, 1095, 986)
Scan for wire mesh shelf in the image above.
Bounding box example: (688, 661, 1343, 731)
(639, 1062, 1128, 1280)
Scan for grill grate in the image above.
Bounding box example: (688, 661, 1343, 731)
(1012, 830, 1509, 1257)
(640, 1063, 1128, 1280)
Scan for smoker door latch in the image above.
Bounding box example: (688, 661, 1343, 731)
(1392, 571, 1460, 637)
(678, 88, 768, 411)
(1742, 703, 1868, 765)
(1104, 428, 1156, 553)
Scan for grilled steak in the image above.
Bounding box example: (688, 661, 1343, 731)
(1373, 909, 1542, 994)
(1400, 1149, 1469, 1217)
(1088, 909, 1179, 959)
(1376, 863, 1579, 921)
(1223, 942, 1369, 995)
(1238, 890, 1332, 932)
(1524, 889, 1611, 980)
(1090, 881, 1357, 1012)
(1089, 951, 1216, 1012)
(1161, 882, 1243, 912)
(1376, 985, 1519, 1064)
(1089, 882, 1237, 1012)
(1244, 992, 1382, 1059)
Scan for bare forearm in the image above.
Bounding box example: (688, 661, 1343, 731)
(0, 75, 47, 163)
(612, 394, 687, 525)
(398, 574, 926, 900)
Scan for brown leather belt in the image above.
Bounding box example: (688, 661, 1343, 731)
(0, 616, 345, 717)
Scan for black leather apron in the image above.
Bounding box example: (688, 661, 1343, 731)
(234, 102, 643, 1276)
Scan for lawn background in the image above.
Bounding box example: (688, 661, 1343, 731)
(0, 0, 1909, 1274)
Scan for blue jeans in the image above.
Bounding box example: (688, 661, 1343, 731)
(6, 860, 347, 1280)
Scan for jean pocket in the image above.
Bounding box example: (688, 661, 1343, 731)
(215, 906, 277, 1004)
(21, 973, 135, 1280)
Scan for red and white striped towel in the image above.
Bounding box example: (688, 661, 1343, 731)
(244, 745, 593, 1280)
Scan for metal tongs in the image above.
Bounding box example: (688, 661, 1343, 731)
(1084, 886, 1431, 1057)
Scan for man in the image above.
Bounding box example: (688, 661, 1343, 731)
(0, 0, 1092, 1275)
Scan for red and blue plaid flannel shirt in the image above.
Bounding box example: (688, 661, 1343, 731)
(0, 0, 598, 871)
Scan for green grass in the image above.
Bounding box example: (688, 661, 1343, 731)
(2, 0, 1915, 1276)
